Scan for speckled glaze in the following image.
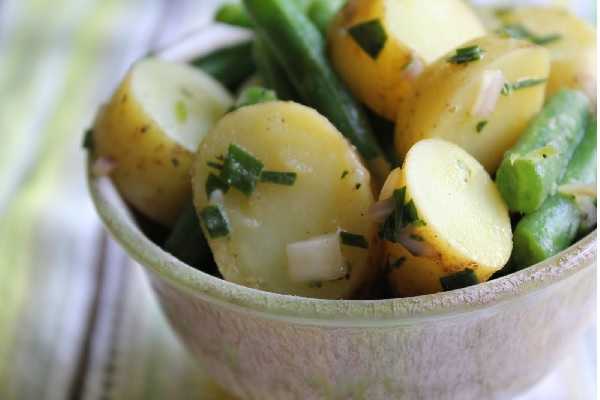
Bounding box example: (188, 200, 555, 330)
(89, 162, 596, 399)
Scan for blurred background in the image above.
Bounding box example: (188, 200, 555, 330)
(0, 0, 595, 399)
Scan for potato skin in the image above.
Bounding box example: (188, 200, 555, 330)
(395, 35, 550, 172)
(192, 101, 379, 299)
(328, 0, 485, 120)
(92, 60, 232, 227)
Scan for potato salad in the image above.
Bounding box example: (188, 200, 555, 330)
(86, 0, 596, 299)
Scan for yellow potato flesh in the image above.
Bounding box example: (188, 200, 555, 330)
(92, 59, 232, 226)
(496, 7, 596, 103)
(328, 0, 485, 120)
(395, 35, 550, 172)
(381, 139, 512, 296)
(192, 102, 377, 299)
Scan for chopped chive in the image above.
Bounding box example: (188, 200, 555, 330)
(175, 100, 188, 123)
(232, 86, 278, 111)
(448, 45, 485, 64)
(384, 256, 406, 275)
(348, 19, 388, 59)
(340, 231, 369, 249)
(205, 173, 230, 196)
(355, 183, 362, 190)
(260, 170, 297, 185)
(497, 24, 562, 46)
(341, 170, 349, 179)
(207, 161, 225, 171)
(221, 144, 264, 196)
(379, 187, 425, 242)
(440, 268, 479, 291)
(200, 205, 229, 238)
(82, 128, 94, 151)
(476, 120, 488, 133)
(501, 78, 547, 96)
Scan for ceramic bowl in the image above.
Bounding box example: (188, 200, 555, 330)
(88, 159, 596, 400)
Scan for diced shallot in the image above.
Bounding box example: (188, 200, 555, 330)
(287, 233, 347, 283)
(471, 69, 505, 118)
(397, 230, 438, 259)
(92, 157, 116, 177)
(558, 183, 597, 198)
(368, 197, 395, 223)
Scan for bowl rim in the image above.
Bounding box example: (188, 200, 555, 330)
(87, 158, 597, 327)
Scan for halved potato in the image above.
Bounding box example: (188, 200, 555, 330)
(380, 139, 512, 296)
(328, 0, 485, 120)
(395, 35, 550, 172)
(192, 101, 378, 299)
(92, 58, 232, 226)
(492, 6, 596, 104)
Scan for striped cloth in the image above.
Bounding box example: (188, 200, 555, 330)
(0, 1, 594, 399)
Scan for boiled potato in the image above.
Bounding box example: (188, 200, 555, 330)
(495, 7, 596, 104)
(380, 139, 512, 296)
(192, 101, 378, 299)
(395, 35, 550, 172)
(328, 0, 485, 120)
(92, 58, 233, 226)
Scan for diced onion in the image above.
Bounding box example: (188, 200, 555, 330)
(92, 157, 116, 177)
(403, 53, 424, 80)
(397, 230, 438, 259)
(471, 69, 505, 118)
(368, 197, 395, 223)
(287, 233, 347, 283)
(558, 183, 597, 198)
(575, 196, 597, 230)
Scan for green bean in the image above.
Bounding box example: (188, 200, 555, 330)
(191, 41, 256, 91)
(496, 90, 589, 213)
(214, 3, 254, 28)
(512, 115, 596, 268)
(307, 0, 346, 36)
(243, 0, 390, 181)
(252, 38, 298, 101)
(232, 86, 278, 111)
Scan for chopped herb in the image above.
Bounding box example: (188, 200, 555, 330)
(497, 24, 562, 45)
(447, 45, 485, 64)
(205, 173, 230, 196)
(232, 86, 278, 111)
(384, 256, 406, 275)
(308, 281, 323, 288)
(82, 129, 94, 151)
(220, 144, 264, 196)
(501, 78, 547, 96)
(379, 187, 425, 242)
(440, 268, 479, 291)
(207, 161, 224, 171)
(175, 100, 188, 123)
(171, 158, 180, 167)
(348, 19, 388, 59)
(200, 205, 229, 238)
(260, 171, 297, 186)
(409, 234, 423, 242)
(355, 183, 362, 190)
(339, 231, 369, 249)
(476, 120, 488, 133)
(341, 170, 349, 179)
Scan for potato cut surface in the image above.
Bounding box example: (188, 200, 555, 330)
(93, 58, 232, 226)
(192, 101, 377, 299)
(396, 35, 550, 172)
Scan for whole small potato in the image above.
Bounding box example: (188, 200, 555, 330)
(328, 0, 485, 120)
(380, 139, 512, 297)
(192, 101, 378, 299)
(395, 35, 550, 172)
(92, 58, 233, 226)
